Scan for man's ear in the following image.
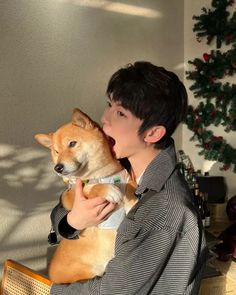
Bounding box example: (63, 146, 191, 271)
(143, 126, 166, 144)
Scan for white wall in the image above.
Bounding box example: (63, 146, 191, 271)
(184, 0, 236, 199)
(0, 0, 184, 275)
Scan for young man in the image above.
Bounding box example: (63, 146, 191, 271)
(50, 61, 208, 295)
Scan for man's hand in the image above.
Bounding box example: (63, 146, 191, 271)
(67, 179, 117, 230)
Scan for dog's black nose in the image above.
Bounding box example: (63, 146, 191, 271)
(54, 164, 64, 174)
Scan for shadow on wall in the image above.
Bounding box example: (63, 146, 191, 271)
(0, 142, 64, 275)
(0, 143, 61, 191)
(0, 0, 185, 277)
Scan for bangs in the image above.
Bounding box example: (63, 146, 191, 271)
(106, 75, 156, 120)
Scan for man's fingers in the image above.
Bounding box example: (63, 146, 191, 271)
(75, 179, 116, 220)
(97, 202, 117, 220)
(89, 197, 110, 206)
(75, 179, 110, 206)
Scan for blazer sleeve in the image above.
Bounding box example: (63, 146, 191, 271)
(49, 227, 184, 295)
(50, 201, 80, 240)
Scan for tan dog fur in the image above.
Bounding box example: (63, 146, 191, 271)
(35, 109, 137, 284)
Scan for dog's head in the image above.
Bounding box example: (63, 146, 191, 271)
(35, 108, 114, 179)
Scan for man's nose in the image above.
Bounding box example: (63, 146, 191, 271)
(101, 107, 111, 125)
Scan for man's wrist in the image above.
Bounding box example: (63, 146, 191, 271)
(67, 211, 85, 231)
(58, 214, 80, 239)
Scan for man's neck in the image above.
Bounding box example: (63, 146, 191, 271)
(129, 147, 161, 183)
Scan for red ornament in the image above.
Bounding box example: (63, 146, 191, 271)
(204, 143, 209, 150)
(212, 136, 223, 142)
(203, 53, 210, 62)
(225, 35, 233, 43)
(223, 164, 230, 171)
(195, 117, 202, 124)
(209, 76, 216, 82)
(224, 69, 229, 75)
(210, 111, 216, 118)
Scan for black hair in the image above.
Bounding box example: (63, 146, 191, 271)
(106, 61, 188, 149)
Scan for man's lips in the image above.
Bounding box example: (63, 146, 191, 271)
(107, 136, 116, 148)
(106, 136, 116, 156)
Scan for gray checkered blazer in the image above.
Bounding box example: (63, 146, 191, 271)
(50, 140, 208, 295)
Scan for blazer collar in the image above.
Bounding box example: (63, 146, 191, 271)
(135, 138, 177, 197)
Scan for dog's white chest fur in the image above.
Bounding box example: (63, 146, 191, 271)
(68, 169, 130, 229)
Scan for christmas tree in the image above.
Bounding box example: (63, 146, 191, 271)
(186, 0, 236, 173)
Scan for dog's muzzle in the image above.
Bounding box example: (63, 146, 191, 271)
(54, 163, 64, 174)
(54, 161, 83, 176)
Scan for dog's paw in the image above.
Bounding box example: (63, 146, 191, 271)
(105, 184, 123, 204)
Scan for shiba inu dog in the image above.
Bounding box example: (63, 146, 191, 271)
(35, 108, 137, 284)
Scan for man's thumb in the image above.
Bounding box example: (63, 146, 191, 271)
(75, 179, 86, 200)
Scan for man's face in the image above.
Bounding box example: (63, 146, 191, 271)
(101, 99, 146, 161)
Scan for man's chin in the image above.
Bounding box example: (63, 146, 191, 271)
(112, 148, 124, 160)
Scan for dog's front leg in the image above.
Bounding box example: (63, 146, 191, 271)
(84, 183, 123, 204)
(61, 188, 75, 211)
(61, 183, 123, 213)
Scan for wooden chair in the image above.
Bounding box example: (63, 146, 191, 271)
(0, 260, 52, 295)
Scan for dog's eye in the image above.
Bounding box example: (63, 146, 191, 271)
(54, 149, 59, 154)
(68, 141, 77, 148)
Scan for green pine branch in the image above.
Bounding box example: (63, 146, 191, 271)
(192, 0, 236, 48)
(186, 0, 236, 173)
(185, 105, 236, 172)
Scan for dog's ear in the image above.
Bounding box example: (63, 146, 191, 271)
(34, 133, 53, 148)
(72, 108, 94, 130)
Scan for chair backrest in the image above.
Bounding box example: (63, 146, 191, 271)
(0, 259, 52, 295)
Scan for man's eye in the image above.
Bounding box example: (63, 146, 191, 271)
(117, 111, 125, 117)
(68, 141, 77, 148)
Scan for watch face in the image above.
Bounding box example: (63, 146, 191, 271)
(48, 231, 58, 245)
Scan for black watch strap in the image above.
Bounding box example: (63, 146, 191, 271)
(58, 214, 80, 240)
